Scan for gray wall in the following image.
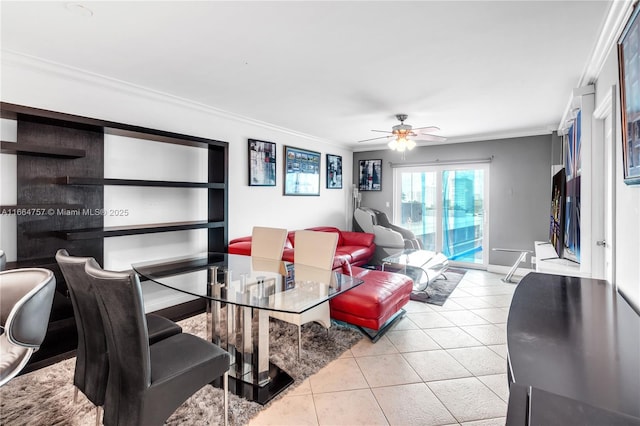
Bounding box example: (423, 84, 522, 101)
(353, 134, 553, 268)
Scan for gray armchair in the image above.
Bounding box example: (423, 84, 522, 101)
(354, 207, 422, 263)
(55, 249, 183, 425)
(0, 268, 55, 387)
(84, 258, 230, 426)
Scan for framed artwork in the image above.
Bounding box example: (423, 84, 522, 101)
(326, 154, 343, 189)
(248, 139, 276, 186)
(359, 159, 382, 191)
(563, 118, 581, 264)
(549, 168, 566, 257)
(284, 146, 320, 196)
(618, 4, 640, 185)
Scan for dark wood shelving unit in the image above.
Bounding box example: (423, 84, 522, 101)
(1, 140, 86, 158)
(54, 176, 225, 188)
(0, 203, 83, 211)
(1, 101, 229, 371)
(5, 256, 58, 270)
(55, 220, 226, 240)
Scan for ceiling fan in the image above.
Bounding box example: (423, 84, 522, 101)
(358, 114, 446, 151)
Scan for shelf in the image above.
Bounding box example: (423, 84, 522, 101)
(54, 176, 225, 189)
(1, 204, 84, 211)
(1, 102, 227, 150)
(54, 220, 226, 240)
(5, 257, 58, 271)
(133, 255, 220, 280)
(2, 102, 228, 371)
(1, 141, 85, 158)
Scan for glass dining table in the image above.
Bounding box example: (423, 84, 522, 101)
(132, 252, 363, 404)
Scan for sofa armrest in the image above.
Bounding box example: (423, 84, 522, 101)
(340, 261, 353, 276)
(341, 230, 374, 247)
(229, 235, 253, 245)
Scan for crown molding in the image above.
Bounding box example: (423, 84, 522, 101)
(580, 0, 636, 86)
(1, 49, 339, 147)
(558, 0, 636, 132)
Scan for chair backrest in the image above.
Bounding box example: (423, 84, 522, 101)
(0, 268, 55, 387)
(251, 256, 287, 275)
(251, 226, 288, 260)
(55, 249, 108, 405)
(294, 230, 338, 270)
(0, 250, 6, 271)
(84, 258, 151, 425)
(372, 209, 422, 248)
(294, 264, 333, 287)
(354, 207, 422, 250)
(0, 268, 55, 347)
(353, 207, 376, 234)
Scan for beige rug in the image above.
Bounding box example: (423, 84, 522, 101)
(0, 313, 363, 425)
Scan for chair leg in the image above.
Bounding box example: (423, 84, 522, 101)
(223, 372, 229, 426)
(96, 405, 102, 426)
(73, 386, 78, 403)
(298, 325, 302, 360)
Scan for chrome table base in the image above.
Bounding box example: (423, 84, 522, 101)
(207, 267, 293, 405)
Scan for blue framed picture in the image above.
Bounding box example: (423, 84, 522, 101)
(618, 4, 640, 184)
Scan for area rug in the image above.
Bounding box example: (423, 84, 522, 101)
(0, 313, 363, 426)
(410, 267, 467, 306)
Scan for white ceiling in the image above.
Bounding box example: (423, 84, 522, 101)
(1, 1, 613, 150)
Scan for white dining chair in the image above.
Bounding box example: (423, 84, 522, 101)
(251, 226, 288, 260)
(269, 230, 338, 358)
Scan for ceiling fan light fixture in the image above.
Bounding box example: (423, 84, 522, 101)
(358, 114, 445, 151)
(396, 137, 408, 152)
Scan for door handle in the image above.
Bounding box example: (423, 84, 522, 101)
(596, 240, 606, 247)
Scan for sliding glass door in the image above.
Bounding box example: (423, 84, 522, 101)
(394, 163, 489, 267)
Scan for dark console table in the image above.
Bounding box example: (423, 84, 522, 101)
(506, 273, 640, 423)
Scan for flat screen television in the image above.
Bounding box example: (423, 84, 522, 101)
(549, 168, 566, 257)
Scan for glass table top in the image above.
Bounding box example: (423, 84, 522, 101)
(382, 249, 440, 267)
(132, 252, 363, 314)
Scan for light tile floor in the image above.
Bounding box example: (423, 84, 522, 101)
(249, 269, 516, 426)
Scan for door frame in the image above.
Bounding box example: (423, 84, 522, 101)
(593, 85, 617, 284)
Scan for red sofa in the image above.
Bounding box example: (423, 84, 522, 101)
(227, 226, 376, 271)
(228, 226, 412, 341)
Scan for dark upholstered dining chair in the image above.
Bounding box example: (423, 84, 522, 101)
(55, 249, 183, 424)
(84, 258, 230, 426)
(0, 268, 55, 387)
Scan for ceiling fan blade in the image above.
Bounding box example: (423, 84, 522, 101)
(413, 134, 448, 142)
(370, 129, 393, 134)
(357, 135, 393, 143)
(413, 126, 441, 132)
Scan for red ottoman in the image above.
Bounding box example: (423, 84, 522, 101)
(330, 266, 413, 342)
